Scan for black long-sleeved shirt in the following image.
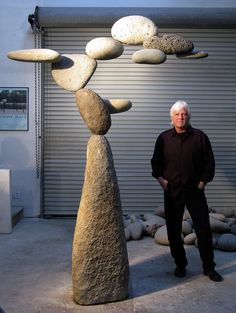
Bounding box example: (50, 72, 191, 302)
(151, 126, 215, 197)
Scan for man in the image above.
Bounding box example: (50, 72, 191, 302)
(151, 100, 223, 282)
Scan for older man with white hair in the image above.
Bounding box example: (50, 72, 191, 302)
(151, 100, 223, 282)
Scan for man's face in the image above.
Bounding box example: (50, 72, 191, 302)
(172, 108, 189, 131)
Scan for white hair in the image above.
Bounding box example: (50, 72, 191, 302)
(170, 100, 191, 125)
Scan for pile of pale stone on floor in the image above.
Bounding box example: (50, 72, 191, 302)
(7, 15, 210, 305)
(124, 206, 236, 252)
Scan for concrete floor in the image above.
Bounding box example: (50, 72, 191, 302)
(0, 218, 236, 313)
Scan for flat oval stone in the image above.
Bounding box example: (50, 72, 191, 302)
(176, 50, 208, 59)
(75, 88, 111, 135)
(111, 15, 158, 45)
(103, 99, 132, 114)
(51, 54, 97, 92)
(7, 48, 60, 62)
(143, 34, 194, 54)
(132, 48, 166, 64)
(86, 37, 124, 60)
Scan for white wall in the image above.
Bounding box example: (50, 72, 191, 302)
(1, 0, 235, 217)
(0, 0, 40, 217)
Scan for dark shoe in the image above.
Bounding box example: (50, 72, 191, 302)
(174, 266, 186, 277)
(203, 269, 223, 282)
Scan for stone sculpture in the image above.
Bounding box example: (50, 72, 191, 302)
(7, 14, 212, 305)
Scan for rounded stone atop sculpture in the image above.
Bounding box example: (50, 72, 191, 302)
(143, 34, 194, 55)
(103, 99, 132, 114)
(176, 50, 208, 59)
(7, 48, 60, 62)
(86, 37, 124, 60)
(51, 54, 97, 92)
(111, 15, 158, 45)
(75, 88, 111, 135)
(132, 48, 166, 64)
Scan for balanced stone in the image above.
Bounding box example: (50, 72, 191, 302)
(75, 89, 111, 135)
(51, 54, 97, 92)
(218, 233, 236, 251)
(111, 15, 158, 45)
(7, 48, 60, 62)
(72, 135, 129, 305)
(132, 48, 166, 64)
(103, 99, 132, 114)
(86, 37, 124, 60)
(143, 34, 194, 54)
(176, 50, 208, 59)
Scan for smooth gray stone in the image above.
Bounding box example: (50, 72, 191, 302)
(142, 213, 165, 227)
(182, 220, 192, 235)
(218, 233, 236, 251)
(126, 221, 143, 240)
(86, 37, 124, 60)
(51, 54, 97, 91)
(212, 207, 235, 218)
(132, 48, 166, 64)
(154, 225, 169, 246)
(111, 15, 158, 45)
(231, 224, 236, 235)
(184, 232, 197, 245)
(210, 217, 231, 233)
(72, 135, 129, 305)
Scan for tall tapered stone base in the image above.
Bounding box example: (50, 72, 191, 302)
(72, 135, 129, 305)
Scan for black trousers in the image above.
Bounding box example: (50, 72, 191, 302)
(164, 187, 216, 271)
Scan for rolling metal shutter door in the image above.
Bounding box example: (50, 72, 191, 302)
(43, 27, 236, 216)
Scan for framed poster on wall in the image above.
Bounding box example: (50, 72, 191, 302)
(0, 87, 29, 131)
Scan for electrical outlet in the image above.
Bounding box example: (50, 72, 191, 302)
(14, 191, 21, 199)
